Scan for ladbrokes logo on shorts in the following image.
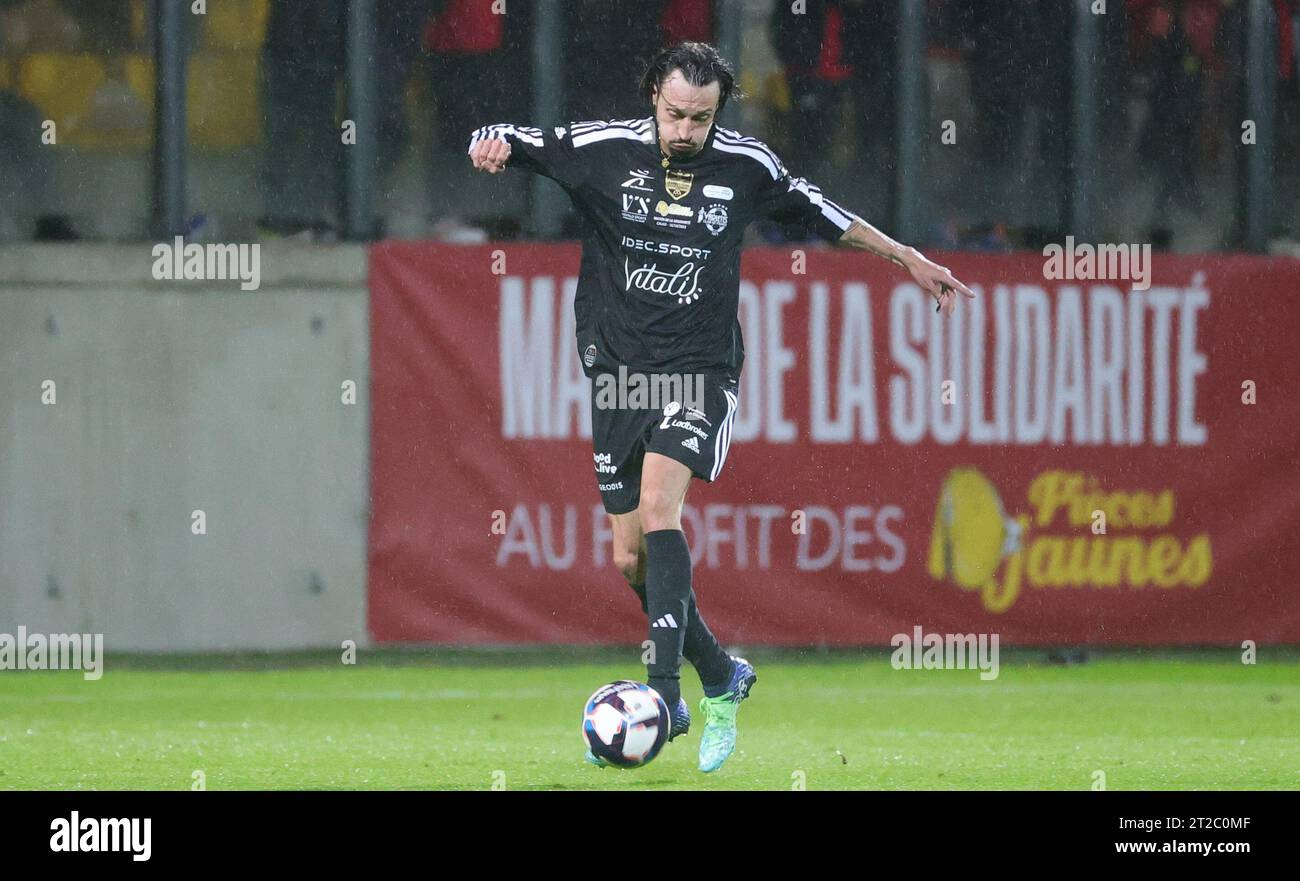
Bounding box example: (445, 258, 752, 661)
(927, 468, 1212, 613)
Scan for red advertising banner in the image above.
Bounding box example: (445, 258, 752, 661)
(368, 242, 1300, 645)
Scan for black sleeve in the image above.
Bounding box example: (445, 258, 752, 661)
(466, 122, 590, 189)
(754, 157, 862, 244)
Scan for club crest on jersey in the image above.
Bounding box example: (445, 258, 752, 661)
(664, 169, 694, 200)
(699, 204, 729, 236)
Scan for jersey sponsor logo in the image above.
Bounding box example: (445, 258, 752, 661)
(584, 344, 597, 367)
(664, 169, 694, 200)
(652, 200, 694, 230)
(622, 193, 650, 223)
(681, 436, 700, 454)
(620, 235, 711, 261)
(624, 257, 703, 305)
(699, 203, 729, 236)
(621, 169, 655, 192)
(655, 201, 692, 218)
(702, 184, 734, 200)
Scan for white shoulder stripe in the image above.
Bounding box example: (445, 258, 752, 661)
(714, 128, 784, 165)
(468, 123, 542, 149)
(572, 126, 654, 148)
(571, 118, 652, 135)
(712, 138, 781, 179)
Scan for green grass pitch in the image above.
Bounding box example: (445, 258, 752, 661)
(2, 649, 1297, 790)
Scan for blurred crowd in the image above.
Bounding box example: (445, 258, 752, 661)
(1, 0, 1297, 250)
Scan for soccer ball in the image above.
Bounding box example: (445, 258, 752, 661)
(581, 680, 670, 768)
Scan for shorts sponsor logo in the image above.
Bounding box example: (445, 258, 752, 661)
(683, 406, 712, 426)
(593, 451, 617, 475)
(598, 481, 625, 491)
(699, 203, 728, 236)
(623, 256, 703, 305)
(669, 419, 709, 441)
(702, 184, 734, 200)
(584, 344, 597, 368)
(681, 436, 700, 453)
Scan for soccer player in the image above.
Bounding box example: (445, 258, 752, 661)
(469, 42, 974, 773)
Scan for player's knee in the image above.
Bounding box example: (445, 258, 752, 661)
(637, 488, 681, 532)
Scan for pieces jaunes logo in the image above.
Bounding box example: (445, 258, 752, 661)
(927, 468, 1212, 613)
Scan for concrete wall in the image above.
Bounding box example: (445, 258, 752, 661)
(0, 244, 370, 651)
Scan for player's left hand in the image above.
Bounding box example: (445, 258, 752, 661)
(905, 252, 976, 315)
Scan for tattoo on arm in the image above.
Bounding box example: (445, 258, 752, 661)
(842, 220, 910, 268)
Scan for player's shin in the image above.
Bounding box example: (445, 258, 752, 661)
(681, 591, 733, 693)
(643, 529, 692, 709)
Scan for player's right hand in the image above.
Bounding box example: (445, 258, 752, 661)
(469, 137, 511, 174)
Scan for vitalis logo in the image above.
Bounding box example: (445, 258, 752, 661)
(928, 468, 1212, 613)
(623, 256, 703, 304)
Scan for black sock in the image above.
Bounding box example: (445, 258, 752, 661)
(630, 581, 732, 695)
(644, 529, 692, 709)
(683, 591, 734, 693)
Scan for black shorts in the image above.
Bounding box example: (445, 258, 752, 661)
(590, 371, 740, 515)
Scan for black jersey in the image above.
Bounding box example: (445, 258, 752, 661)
(467, 116, 861, 379)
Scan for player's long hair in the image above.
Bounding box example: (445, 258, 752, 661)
(639, 42, 744, 112)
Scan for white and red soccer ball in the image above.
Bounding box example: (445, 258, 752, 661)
(581, 680, 670, 768)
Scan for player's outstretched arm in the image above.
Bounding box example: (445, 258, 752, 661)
(839, 218, 976, 315)
(465, 123, 588, 188)
(468, 136, 511, 174)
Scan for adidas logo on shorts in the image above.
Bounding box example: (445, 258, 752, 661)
(651, 615, 678, 629)
(681, 436, 700, 453)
